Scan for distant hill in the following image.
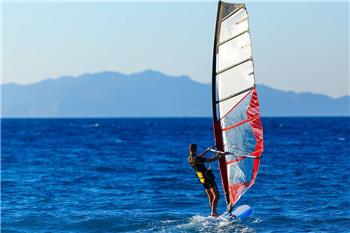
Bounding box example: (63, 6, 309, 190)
(1, 70, 349, 117)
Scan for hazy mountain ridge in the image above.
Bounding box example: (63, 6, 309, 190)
(2, 70, 349, 117)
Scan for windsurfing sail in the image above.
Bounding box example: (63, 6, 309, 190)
(211, 1, 264, 211)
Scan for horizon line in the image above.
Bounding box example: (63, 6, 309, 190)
(2, 116, 350, 120)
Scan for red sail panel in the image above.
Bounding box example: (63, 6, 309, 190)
(224, 89, 263, 206)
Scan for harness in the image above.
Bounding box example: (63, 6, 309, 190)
(196, 171, 206, 184)
(189, 154, 214, 184)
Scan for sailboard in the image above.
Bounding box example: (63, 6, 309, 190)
(221, 204, 253, 220)
(211, 1, 264, 212)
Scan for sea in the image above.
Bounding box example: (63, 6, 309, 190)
(2, 117, 350, 233)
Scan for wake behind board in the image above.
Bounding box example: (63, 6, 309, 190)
(222, 205, 253, 220)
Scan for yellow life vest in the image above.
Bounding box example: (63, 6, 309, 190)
(196, 171, 205, 184)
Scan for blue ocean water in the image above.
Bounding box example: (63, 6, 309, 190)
(2, 118, 350, 233)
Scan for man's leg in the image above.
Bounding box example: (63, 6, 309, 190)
(205, 188, 214, 210)
(209, 186, 220, 217)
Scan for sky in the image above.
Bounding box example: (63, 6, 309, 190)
(2, 1, 349, 97)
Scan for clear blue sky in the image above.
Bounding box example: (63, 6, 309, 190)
(2, 1, 349, 97)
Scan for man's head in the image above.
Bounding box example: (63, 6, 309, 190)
(189, 144, 197, 155)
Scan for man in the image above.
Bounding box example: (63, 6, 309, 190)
(188, 144, 227, 217)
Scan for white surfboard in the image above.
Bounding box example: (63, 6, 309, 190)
(231, 205, 253, 220)
(220, 204, 253, 220)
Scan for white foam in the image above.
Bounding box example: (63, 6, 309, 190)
(172, 215, 255, 233)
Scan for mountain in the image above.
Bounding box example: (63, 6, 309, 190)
(1, 70, 349, 117)
(257, 85, 349, 116)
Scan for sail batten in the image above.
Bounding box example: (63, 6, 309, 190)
(216, 85, 255, 103)
(218, 30, 250, 47)
(216, 57, 252, 75)
(220, 4, 245, 23)
(211, 1, 264, 210)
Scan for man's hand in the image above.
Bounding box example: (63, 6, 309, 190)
(217, 152, 230, 159)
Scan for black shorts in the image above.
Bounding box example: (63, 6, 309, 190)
(202, 170, 217, 190)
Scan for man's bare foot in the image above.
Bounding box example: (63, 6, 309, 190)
(211, 212, 219, 218)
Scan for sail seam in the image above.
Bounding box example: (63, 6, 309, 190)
(236, 16, 248, 25)
(226, 154, 262, 166)
(222, 115, 259, 131)
(217, 30, 249, 47)
(216, 85, 255, 104)
(219, 89, 253, 121)
(216, 57, 252, 75)
(220, 5, 245, 23)
(226, 157, 245, 165)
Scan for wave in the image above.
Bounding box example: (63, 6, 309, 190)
(135, 215, 257, 233)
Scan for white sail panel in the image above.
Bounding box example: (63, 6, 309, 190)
(217, 60, 255, 101)
(218, 91, 249, 117)
(218, 32, 252, 72)
(219, 91, 253, 126)
(219, 8, 248, 43)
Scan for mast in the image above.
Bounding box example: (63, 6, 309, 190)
(212, 1, 230, 208)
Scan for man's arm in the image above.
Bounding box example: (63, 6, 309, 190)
(197, 147, 211, 157)
(205, 151, 230, 163)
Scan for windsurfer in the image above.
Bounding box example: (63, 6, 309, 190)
(188, 144, 227, 217)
